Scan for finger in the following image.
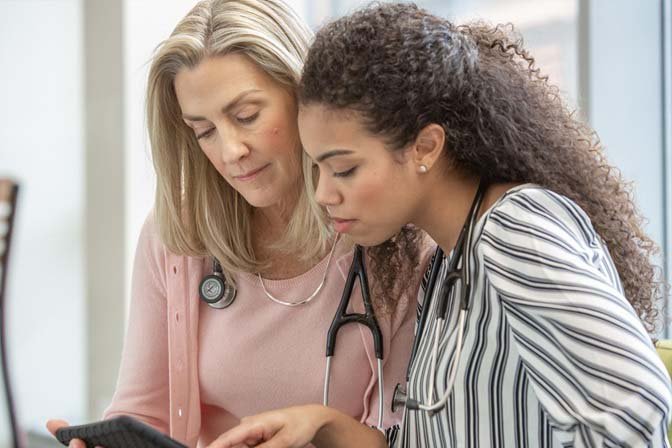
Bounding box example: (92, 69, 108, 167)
(254, 429, 296, 448)
(46, 419, 69, 436)
(68, 439, 86, 448)
(207, 423, 268, 448)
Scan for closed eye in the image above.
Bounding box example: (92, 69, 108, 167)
(196, 128, 215, 140)
(333, 166, 357, 178)
(237, 111, 259, 124)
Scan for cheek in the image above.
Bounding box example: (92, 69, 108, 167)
(199, 144, 223, 172)
(260, 119, 300, 160)
(354, 166, 410, 215)
(349, 169, 391, 208)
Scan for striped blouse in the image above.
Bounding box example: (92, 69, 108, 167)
(390, 185, 671, 447)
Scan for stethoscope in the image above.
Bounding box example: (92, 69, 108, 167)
(198, 243, 385, 429)
(392, 181, 487, 417)
(324, 244, 384, 429)
(199, 258, 237, 309)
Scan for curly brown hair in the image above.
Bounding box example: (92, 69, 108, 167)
(300, 2, 665, 332)
(367, 225, 425, 314)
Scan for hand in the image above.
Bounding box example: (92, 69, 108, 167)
(46, 419, 100, 448)
(207, 405, 329, 448)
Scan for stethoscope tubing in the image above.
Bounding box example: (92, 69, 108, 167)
(397, 181, 487, 415)
(323, 245, 385, 429)
(202, 242, 386, 429)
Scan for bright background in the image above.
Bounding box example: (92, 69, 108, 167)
(0, 0, 670, 445)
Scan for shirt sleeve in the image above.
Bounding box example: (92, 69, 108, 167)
(478, 188, 672, 447)
(103, 212, 171, 434)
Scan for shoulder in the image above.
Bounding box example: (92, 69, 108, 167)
(478, 185, 602, 259)
(136, 210, 163, 254)
(135, 210, 205, 274)
(475, 186, 621, 294)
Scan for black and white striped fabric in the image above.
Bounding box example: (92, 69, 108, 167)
(391, 185, 671, 447)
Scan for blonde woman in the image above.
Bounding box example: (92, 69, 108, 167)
(46, 1, 431, 447)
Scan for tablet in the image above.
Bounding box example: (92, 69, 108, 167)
(55, 415, 188, 448)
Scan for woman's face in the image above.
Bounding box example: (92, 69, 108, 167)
(175, 54, 302, 209)
(299, 104, 423, 246)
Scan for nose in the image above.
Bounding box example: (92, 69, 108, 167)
(314, 172, 341, 208)
(216, 127, 250, 165)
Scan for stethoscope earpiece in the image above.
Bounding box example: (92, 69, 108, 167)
(199, 259, 237, 309)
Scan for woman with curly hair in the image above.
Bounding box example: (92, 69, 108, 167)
(208, 2, 672, 448)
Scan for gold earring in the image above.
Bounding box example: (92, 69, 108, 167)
(418, 164, 428, 173)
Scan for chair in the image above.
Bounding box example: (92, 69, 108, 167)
(0, 179, 22, 448)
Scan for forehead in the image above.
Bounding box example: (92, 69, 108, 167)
(174, 53, 283, 109)
(298, 105, 375, 153)
(299, 105, 410, 165)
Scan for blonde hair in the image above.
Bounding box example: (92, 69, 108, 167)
(147, 0, 331, 283)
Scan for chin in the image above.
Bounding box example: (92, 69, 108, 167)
(238, 187, 285, 209)
(239, 178, 299, 209)
(349, 228, 399, 247)
(243, 195, 281, 209)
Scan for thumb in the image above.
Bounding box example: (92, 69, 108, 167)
(46, 419, 70, 436)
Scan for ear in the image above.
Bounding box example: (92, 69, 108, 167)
(408, 123, 445, 172)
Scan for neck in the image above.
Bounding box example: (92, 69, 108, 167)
(255, 203, 292, 229)
(252, 185, 301, 253)
(412, 170, 523, 254)
(412, 170, 482, 254)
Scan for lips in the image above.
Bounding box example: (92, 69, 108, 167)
(331, 217, 357, 233)
(233, 164, 270, 181)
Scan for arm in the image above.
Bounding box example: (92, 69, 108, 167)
(206, 405, 385, 448)
(47, 214, 171, 445)
(480, 190, 672, 446)
(103, 213, 171, 433)
(314, 407, 387, 447)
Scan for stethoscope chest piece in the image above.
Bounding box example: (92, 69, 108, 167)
(199, 258, 237, 309)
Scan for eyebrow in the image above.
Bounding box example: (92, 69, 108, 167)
(182, 89, 262, 121)
(315, 149, 354, 163)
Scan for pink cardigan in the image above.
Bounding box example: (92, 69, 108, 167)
(104, 213, 432, 447)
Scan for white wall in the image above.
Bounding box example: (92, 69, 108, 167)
(122, 0, 194, 309)
(0, 0, 86, 435)
(584, 0, 669, 337)
(587, 0, 665, 260)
